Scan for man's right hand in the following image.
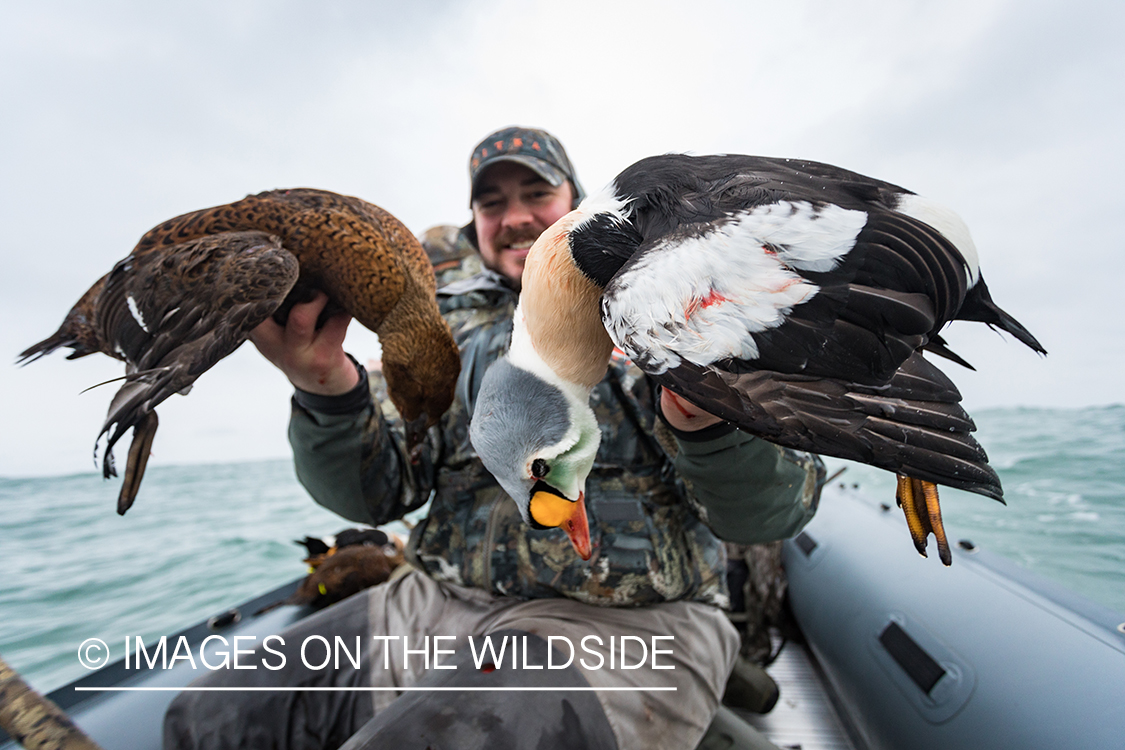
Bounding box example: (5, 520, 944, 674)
(249, 291, 360, 396)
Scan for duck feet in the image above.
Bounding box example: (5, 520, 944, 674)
(895, 475, 952, 566)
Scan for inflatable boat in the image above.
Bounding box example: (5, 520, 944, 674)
(775, 482, 1125, 750)
(3, 483, 1124, 750)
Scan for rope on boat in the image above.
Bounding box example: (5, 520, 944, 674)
(0, 653, 103, 750)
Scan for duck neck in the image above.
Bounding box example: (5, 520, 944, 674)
(374, 270, 460, 422)
(518, 217, 615, 390)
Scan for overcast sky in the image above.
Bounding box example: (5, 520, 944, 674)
(2, 0, 1121, 478)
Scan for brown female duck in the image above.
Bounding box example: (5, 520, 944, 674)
(20, 189, 460, 514)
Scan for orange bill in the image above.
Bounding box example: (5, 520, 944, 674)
(530, 490, 592, 560)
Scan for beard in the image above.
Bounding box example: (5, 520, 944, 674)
(482, 227, 543, 290)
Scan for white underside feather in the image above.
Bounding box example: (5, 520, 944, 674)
(603, 201, 868, 373)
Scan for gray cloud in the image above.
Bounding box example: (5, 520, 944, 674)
(3, 0, 1120, 477)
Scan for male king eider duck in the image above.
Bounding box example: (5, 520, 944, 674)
(470, 154, 1045, 566)
(20, 189, 461, 515)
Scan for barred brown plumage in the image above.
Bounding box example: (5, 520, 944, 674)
(19, 189, 460, 515)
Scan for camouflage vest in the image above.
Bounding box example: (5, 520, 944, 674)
(407, 270, 728, 608)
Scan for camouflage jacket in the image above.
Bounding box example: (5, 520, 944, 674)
(288, 266, 823, 608)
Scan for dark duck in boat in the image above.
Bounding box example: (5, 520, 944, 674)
(289, 528, 405, 609)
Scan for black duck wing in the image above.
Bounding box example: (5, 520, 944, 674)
(599, 190, 962, 383)
(651, 352, 1000, 499)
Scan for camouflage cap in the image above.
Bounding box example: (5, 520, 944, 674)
(468, 126, 586, 205)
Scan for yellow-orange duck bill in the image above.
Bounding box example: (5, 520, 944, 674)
(530, 490, 592, 560)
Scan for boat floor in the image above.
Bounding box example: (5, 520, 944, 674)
(738, 636, 859, 750)
(2, 582, 860, 750)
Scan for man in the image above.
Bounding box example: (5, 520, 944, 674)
(164, 126, 823, 750)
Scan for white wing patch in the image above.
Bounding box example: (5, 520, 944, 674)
(603, 201, 867, 373)
(126, 294, 150, 333)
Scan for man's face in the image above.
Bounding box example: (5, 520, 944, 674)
(471, 161, 574, 288)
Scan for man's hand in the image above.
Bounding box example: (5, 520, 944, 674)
(249, 292, 360, 395)
(660, 389, 726, 432)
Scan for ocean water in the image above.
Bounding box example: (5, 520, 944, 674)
(823, 404, 1120, 611)
(820, 404, 1125, 614)
(0, 459, 417, 694)
(2, 406, 1123, 694)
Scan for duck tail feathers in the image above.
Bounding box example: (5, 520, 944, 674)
(961, 279, 1047, 355)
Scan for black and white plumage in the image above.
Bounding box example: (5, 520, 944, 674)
(470, 154, 1045, 566)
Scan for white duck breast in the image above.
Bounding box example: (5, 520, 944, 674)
(602, 201, 868, 373)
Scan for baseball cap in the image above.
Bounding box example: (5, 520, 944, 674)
(468, 126, 586, 205)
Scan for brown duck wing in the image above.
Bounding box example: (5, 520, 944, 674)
(130, 189, 411, 330)
(95, 231, 298, 509)
(128, 189, 461, 431)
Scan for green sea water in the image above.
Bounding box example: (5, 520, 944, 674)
(820, 404, 1125, 614)
(1, 406, 1122, 693)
